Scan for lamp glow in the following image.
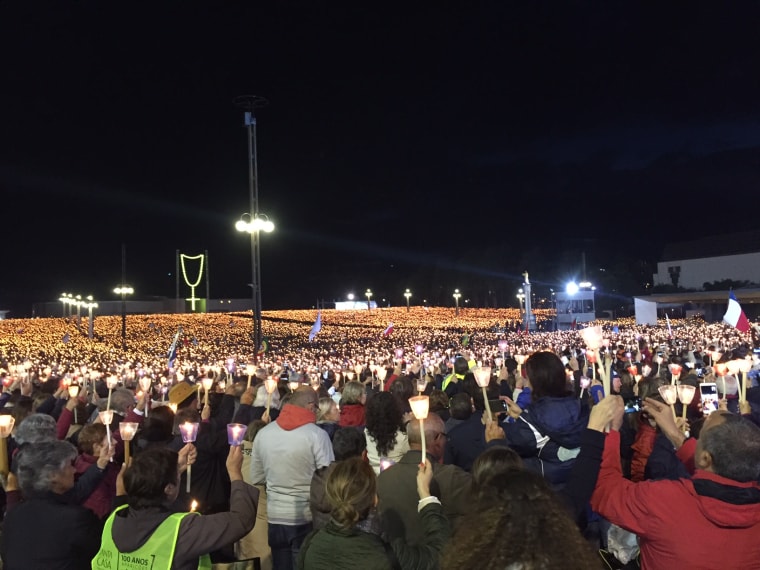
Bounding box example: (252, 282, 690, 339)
(227, 423, 247, 446)
(408, 395, 430, 464)
(180, 421, 199, 493)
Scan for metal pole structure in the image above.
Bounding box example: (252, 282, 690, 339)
(205, 249, 210, 310)
(176, 249, 180, 313)
(121, 244, 127, 350)
(235, 95, 268, 363)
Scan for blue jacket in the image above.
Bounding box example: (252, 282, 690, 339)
(502, 395, 589, 487)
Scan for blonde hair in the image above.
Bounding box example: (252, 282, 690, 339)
(317, 397, 336, 422)
(325, 457, 376, 528)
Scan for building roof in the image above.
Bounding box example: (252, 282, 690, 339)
(661, 230, 760, 262)
(635, 288, 760, 305)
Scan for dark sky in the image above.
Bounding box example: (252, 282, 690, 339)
(3, 2, 760, 317)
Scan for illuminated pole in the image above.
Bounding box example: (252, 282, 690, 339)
(366, 289, 372, 311)
(83, 296, 98, 340)
(113, 286, 134, 350)
(404, 289, 412, 313)
(453, 289, 462, 317)
(235, 95, 269, 363)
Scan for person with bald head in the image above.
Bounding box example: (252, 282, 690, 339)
(376, 410, 473, 545)
(250, 386, 334, 570)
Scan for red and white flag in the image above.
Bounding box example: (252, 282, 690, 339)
(723, 291, 750, 333)
(382, 322, 394, 337)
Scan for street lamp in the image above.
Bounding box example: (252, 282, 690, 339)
(365, 289, 372, 311)
(235, 94, 270, 364)
(453, 289, 462, 316)
(113, 286, 134, 350)
(404, 289, 412, 312)
(236, 213, 274, 362)
(58, 293, 71, 317)
(82, 296, 98, 340)
(516, 288, 525, 317)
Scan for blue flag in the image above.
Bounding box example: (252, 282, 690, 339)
(612, 325, 619, 334)
(309, 311, 322, 342)
(62, 333, 70, 344)
(167, 326, 183, 367)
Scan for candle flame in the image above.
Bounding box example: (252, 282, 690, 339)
(190, 500, 198, 512)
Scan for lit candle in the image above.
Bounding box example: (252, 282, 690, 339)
(658, 385, 678, 420)
(0, 415, 16, 476)
(119, 421, 138, 463)
(201, 377, 213, 407)
(408, 396, 429, 464)
(677, 385, 696, 421)
(190, 500, 198, 512)
(106, 375, 118, 411)
(179, 421, 199, 493)
(139, 376, 152, 417)
(99, 410, 114, 457)
(227, 423, 246, 446)
(68, 384, 80, 424)
(246, 364, 255, 390)
(472, 366, 493, 422)
(668, 363, 682, 386)
(739, 358, 753, 403)
(376, 367, 388, 392)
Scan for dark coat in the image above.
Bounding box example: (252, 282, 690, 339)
(376, 449, 472, 545)
(502, 395, 589, 487)
(297, 503, 449, 570)
(443, 412, 487, 472)
(1, 491, 102, 570)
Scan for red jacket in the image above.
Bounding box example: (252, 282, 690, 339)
(339, 404, 365, 428)
(592, 430, 760, 570)
(629, 421, 657, 482)
(74, 453, 119, 519)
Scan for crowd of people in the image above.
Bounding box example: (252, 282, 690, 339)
(0, 307, 759, 569)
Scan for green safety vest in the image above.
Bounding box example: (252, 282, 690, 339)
(92, 505, 212, 570)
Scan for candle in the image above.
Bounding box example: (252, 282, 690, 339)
(0, 415, 16, 476)
(119, 421, 138, 463)
(416, 378, 427, 394)
(408, 396, 429, 464)
(264, 378, 278, 415)
(227, 423, 247, 446)
(677, 385, 696, 421)
(201, 377, 213, 407)
(376, 367, 388, 392)
(179, 421, 199, 493)
(472, 366, 493, 422)
(190, 499, 198, 512)
(658, 385, 678, 420)
(99, 410, 114, 458)
(245, 364, 255, 390)
(68, 384, 80, 424)
(738, 358, 753, 403)
(106, 375, 118, 411)
(668, 364, 682, 386)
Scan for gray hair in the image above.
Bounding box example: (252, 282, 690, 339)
(16, 440, 77, 496)
(699, 414, 760, 482)
(14, 413, 56, 445)
(253, 384, 280, 408)
(109, 388, 136, 415)
(340, 381, 365, 406)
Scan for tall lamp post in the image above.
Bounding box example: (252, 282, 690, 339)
(235, 213, 274, 362)
(113, 286, 133, 350)
(404, 288, 412, 312)
(365, 289, 373, 311)
(82, 296, 98, 340)
(234, 95, 270, 363)
(453, 289, 462, 316)
(516, 288, 525, 319)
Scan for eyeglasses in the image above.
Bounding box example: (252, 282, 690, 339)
(434, 431, 447, 440)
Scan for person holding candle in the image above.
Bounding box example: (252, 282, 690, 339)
(249, 386, 334, 570)
(297, 457, 449, 570)
(73, 423, 118, 519)
(376, 413, 472, 545)
(93, 444, 259, 570)
(1, 440, 103, 569)
(591, 398, 760, 569)
(499, 351, 590, 489)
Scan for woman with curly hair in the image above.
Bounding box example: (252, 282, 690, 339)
(441, 468, 602, 570)
(364, 391, 409, 474)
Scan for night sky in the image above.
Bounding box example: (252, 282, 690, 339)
(3, 2, 760, 317)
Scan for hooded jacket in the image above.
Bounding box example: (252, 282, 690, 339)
(339, 404, 365, 429)
(502, 395, 589, 487)
(250, 404, 334, 526)
(101, 481, 258, 570)
(592, 429, 760, 570)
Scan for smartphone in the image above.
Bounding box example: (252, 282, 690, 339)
(379, 458, 396, 472)
(624, 397, 642, 414)
(700, 383, 719, 416)
(488, 399, 508, 413)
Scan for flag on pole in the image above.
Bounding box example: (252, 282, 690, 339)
(571, 318, 577, 330)
(167, 326, 183, 367)
(62, 333, 70, 344)
(382, 322, 394, 337)
(723, 291, 750, 333)
(309, 311, 322, 342)
(665, 313, 673, 338)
